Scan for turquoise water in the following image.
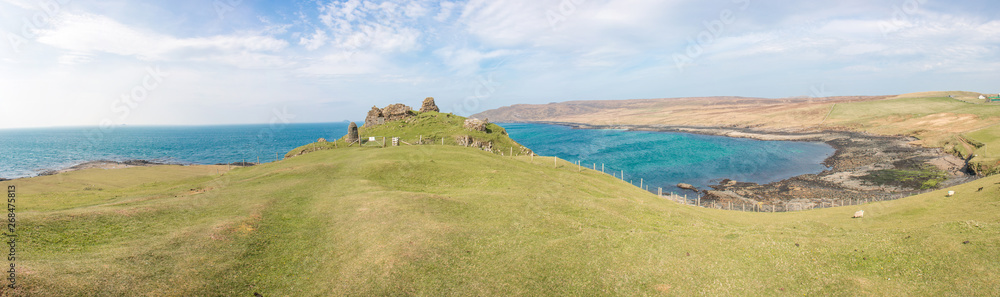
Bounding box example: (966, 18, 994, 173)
(500, 123, 835, 193)
(0, 123, 349, 179)
(1, 122, 835, 192)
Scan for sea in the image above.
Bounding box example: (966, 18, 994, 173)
(500, 123, 835, 193)
(0, 123, 836, 192)
(0, 123, 350, 179)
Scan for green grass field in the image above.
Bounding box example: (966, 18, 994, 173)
(5, 144, 999, 296)
(824, 95, 1000, 174)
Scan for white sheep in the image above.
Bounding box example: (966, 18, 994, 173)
(853, 210, 864, 218)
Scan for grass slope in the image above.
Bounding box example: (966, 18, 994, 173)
(5, 145, 999, 296)
(824, 95, 1000, 174)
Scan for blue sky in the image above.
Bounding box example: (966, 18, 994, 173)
(1, 0, 999, 128)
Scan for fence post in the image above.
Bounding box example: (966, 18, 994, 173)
(658, 187, 662, 197)
(640, 178, 643, 189)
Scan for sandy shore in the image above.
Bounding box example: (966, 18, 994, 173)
(536, 121, 977, 209)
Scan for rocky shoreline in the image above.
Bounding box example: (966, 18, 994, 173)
(35, 160, 172, 177)
(532, 121, 977, 209)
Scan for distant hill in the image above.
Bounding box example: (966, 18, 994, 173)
(471, 95, 889, 127)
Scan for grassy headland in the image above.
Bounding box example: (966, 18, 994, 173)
(5, 113, 1000, 295)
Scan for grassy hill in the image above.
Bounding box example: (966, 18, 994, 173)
(6, 136, 999, 295)
(286, 111, 531, 159)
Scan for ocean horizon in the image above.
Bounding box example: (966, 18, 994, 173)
(0, 122, 352, 179)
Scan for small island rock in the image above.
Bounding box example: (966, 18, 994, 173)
(677, 183, 697, 191)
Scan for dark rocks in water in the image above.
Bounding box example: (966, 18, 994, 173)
(677, 183, 697, 191)
(364, 106, 384, 127)
(215, 161, 256, 166)
(347, 122, 359, 143)
(420, 97, 440, 113)
(464, 118, 488, 132)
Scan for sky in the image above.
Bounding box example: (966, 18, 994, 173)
(1, 0, 998, 128)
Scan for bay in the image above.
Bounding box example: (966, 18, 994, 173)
(500, 123, 836, 193)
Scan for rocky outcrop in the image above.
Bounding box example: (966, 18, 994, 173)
(364, 106, 384, 127)
(317, 138, 327, 142)
(365, 104, 415, 128)
(346, 122, 359, 143)
(420, 97, 439, 113)
(464, 118, 488, 132)
(383, 104, 413, 122)
(456, 135, 494, 152)
(677, 183, 697, 191)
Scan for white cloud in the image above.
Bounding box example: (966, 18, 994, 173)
(56, 52, 94, 65)
(434, 47, 516, 74)
(299, 29, 329, 51)
(317, 0, 424, 53)
(0, 0, 33, 9)
(434, 1, 456, 22)
(36, 13, 289, 67)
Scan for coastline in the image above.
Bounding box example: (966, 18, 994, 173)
(15, 159, 259, 180)
(528, 121, 977, 208)
(34, 160, 173, 177)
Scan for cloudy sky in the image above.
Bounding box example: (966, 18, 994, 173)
(1, 0, 998, 128)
